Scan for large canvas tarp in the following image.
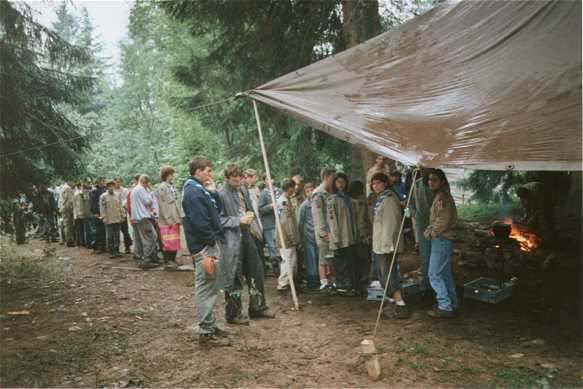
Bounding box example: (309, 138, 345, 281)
(246, 0, 582, 171)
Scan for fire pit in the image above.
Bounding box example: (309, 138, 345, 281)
(482, 219, 540, 280)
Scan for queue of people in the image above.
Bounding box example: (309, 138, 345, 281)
(179, 154, 459, 346)
(14, 154, 459, 347)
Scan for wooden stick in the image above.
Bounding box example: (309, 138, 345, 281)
(372, 168, 419, 337)
(252, 100, 299, 311)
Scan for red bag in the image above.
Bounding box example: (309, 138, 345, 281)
(160, 224, 181, 252)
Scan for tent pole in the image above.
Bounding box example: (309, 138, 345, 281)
(372, 168, 419, 337)
(252, 100, 300, 311)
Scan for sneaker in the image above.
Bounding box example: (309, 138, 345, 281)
(370, 281, 382, 289)
(227, 315, 250, 326)
(426, 306, 455, 318)
(198, 333, 232, 347)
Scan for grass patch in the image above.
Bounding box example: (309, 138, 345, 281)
(0, 246, 61, 289)
(488, 367, 540, 388)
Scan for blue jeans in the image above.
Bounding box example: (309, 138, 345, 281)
(263, 228, 277, 259)
(415, 219, 432, 291)
(303, 241, 319, 289)
(428, 236, 457, 311)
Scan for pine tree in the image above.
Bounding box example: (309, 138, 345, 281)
(0, 1, 93, 197)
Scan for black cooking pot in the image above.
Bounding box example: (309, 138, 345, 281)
(492, 223, 511, 240)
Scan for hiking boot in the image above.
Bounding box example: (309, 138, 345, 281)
(249, 308, 276, 319)
(227, 314, 250, 326)
(427, 306, 455, 318)
(198, 333, 232, 347)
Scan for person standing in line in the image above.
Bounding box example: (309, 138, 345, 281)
(425, 169, 458, 319)
(90, 178, 107, 253)
(371, 172, 409, 320)
(59, 180, 75, 247)
(126, 174, 141, 259)
(311, 167, 336, 292)
(298, 182, 319, 291)
(258, 173, 281, 277)
(73, 182, 86, 247)
(349, 180, 372, 295)
(182, 155, 231, 346)
(130, 175, 160, 268)
(218, 163, 275, 324)
(410, 168, 435, 295)
(276, 179, 300, 292)
(327, 172, 357, 295)
(100, 180, 124, 259)
(156, 165, 182, 269)
(115, 178, 133, 254)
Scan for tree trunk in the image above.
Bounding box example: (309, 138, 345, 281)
(342, 0, 390, 182)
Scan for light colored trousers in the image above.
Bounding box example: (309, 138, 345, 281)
(278, 246, 298, 290)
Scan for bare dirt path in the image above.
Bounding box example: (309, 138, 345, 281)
(1, 238, 581, 387)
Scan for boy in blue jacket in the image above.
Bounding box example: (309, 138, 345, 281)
(182, 155, 230, 347)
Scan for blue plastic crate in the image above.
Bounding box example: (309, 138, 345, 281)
(463, 277, 513, 304)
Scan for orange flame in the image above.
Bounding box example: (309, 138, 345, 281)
(504, 218, 539, 252)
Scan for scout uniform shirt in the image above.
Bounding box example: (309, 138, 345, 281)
(99, 191, 124, 225)
(276, 193, 299, 249)
(372, 190, 404, 255)
(326, 192, 356, 250)
(310, 183, 331, 248)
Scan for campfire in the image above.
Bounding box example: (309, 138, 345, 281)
(504, 218, 539, 252)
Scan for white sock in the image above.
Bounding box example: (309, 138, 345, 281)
(396, 300, 406, 306)
(320, 279, 328, 286)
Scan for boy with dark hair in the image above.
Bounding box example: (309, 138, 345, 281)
(299, 182, 319, 291)
(371, 172, 409, 319)
(276, 178, 300, 291)
(327, 172, 356, 295)
(218, 163, 274, 325)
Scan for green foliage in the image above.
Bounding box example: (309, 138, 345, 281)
(0, 1, 93, 197)
(457, 201, 522, 221)
(458, 171, 523, 203)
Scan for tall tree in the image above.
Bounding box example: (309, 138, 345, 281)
(161, 0, 353, 181)
(0, 1, 93, 196)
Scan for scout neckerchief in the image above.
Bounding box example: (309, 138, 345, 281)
(373, 189, 392, 216)
(184, 177, 218, 209)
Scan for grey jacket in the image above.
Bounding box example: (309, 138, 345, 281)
(298, 196, 316, 245)
(258, 186, 280, 230)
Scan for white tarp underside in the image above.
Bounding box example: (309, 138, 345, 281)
(246, 0, 582, 171)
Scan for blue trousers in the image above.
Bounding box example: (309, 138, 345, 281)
(428, 236, 458, 311)
(302, 241, 319, 289)
(263, 228, 277, 259)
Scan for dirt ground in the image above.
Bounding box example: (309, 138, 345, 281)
(1, 225, 582, 388)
